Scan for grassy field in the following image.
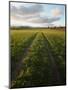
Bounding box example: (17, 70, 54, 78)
(10, 28, 66, 88)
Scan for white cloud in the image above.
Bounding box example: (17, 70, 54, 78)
(51, 8, 62, 17)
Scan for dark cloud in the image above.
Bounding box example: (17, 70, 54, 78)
(10, 4, 43, 17)
(19, 4, 43, 15)
(28, 17, 61, 24)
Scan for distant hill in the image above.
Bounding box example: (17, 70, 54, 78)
(10, 26, 66, 30)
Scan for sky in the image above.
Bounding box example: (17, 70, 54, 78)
(10, 2, 65, 27)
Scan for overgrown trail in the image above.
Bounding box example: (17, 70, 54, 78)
(11, 33, 38, 82)
(10, 28, 66, 89)
(42, 33, 61, 84)
(11, 32, 64, 88)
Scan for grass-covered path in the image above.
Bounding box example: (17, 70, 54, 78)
(11, 30, 65, 88)
(11, 33, 38, 83)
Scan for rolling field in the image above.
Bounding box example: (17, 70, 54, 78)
(10, 28, 66, 88)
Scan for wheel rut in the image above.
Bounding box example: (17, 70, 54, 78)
(11, 33, 38, 83)
(42, 33, 61, 84)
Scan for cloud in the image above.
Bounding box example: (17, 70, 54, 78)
(10, 3, 62, 27)
(51, 8, 62, 17)
(10, 4, 43, 19)
(27, 16, 60, 24)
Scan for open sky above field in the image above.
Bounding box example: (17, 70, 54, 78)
(10, 2, 65, 27)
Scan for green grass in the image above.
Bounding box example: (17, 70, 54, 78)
(10, 28, 66, 88)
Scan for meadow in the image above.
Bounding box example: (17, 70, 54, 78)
(10, 28, 66, 88)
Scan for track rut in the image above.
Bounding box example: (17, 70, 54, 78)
(42, 33, 61, 84)
(11, 33, 38, 82)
